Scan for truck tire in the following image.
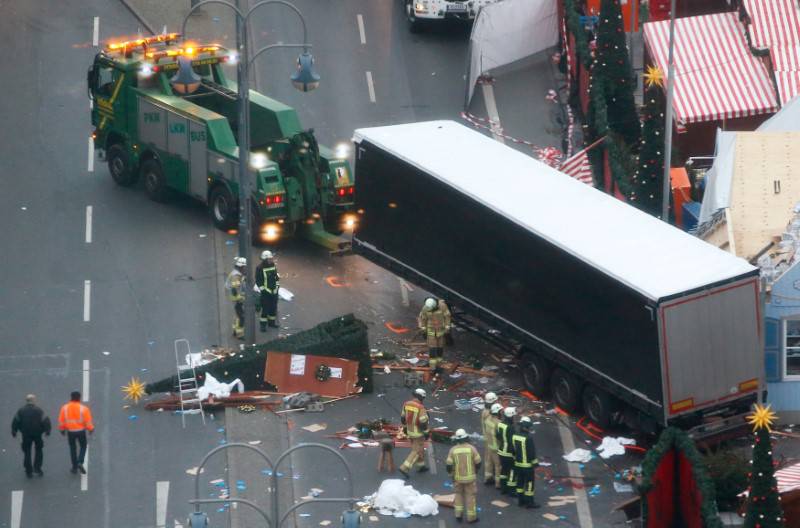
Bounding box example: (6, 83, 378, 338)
(405, 0, 423, 32)
(521, 352, 550, 396)
(581, 385, 617, 429)
(551, 369, 582, 413)
(142, 159, 171, 202)
(107, 144, 137, 186)
(209, 186, 238, 230)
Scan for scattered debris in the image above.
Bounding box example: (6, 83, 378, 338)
(186, 467, 204, 476)
(596, 437, 636, 459)
(563, 449, 593, 464)
(368, 515, 379, 522)
(613, 482, 634, 493)
(542, 513, 560, 521)
(248, 440, 262, 445)
(433, 494, 455, 508)
(319, 521, 331, 526)
(302, 423, 328, 433)
(490, 500, 509, 508)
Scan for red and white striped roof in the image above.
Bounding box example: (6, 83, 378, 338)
(776, 461, 800, 495)
(644, 12, 779, 131)
(743, 0, 800, 105)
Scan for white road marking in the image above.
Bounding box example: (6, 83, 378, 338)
(92, 17, 100, 47)
(156, 481, 170, 527)
(426, 442, 437, 475)
(556, 421, 593, 528)
(83, 280, 91, 322)
(399, 278, 410, 307)
(365, 71, 376, 103)
(480, 83, 505, 144)
(81, 448, 89, 491)
(85, 205, 93, 244)
(438, 521, 446, 528)
(83, 360, 90, 402)
(357, 14, 366, 45)
(10, 490, 23, 528)
(88, 137, 95, 172)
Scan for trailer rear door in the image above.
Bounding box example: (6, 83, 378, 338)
(659, 277, 762, 420)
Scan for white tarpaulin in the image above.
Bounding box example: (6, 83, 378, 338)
(197, 373, 244, 401)
(466, 0, 559, 105)
(698, 130, 737, 225)
(366, 479, 439, 517)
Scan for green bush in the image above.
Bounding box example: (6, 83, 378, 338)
(146, 314, 372, 394)
(703, 449, 749, 511)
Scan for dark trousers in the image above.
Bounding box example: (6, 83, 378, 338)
(21, 435, 44, 473)
(259, 292, 278, 328)
(67, 430, 87, 468)
(514, 466, 535, 506)
(499, 454, 515, 494)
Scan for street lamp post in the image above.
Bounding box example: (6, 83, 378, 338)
(186, 442, 358, 528)
(182, 0, 319, 344)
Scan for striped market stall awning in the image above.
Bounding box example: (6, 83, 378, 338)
(776, 461, 800, 495)
(644, 12, 779, 132)
(743, 0, 800, 105)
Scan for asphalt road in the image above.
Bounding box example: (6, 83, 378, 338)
(0, 1, 575, 527)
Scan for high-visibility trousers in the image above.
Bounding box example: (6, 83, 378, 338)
(514, 466, 535, 506)
(499, 454, 516, 495)
(232, 301, 244, 337)
(259, 292, 278, 325)
(454, 481, 478, 521)
(399, 436, 427, 472)
(484, 446, 501, 487)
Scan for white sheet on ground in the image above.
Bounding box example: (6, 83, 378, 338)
(596, 437, 636, 459)
(279, 288, 294, 301)
(366, 479, 439, 517)
(197, 372, 244, 401)
(466, 0, 559, 104)
(563, 448, 592, 463)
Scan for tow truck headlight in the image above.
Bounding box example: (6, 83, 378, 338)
(415, 1, 428, 13)
(226, 51, 239, 65)
(260, 222, 281, 242)
(335, 143, 350, 160)
(342, 214, 358, 231)
(140, 63, 154, 76)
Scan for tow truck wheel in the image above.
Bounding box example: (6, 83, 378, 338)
(521, 352, 550, 396)
(405, 0, 423, 32)
(141, 159, 171, 203)
(551, 369, 581, 413)
(108, 144, 137, 186)
(582, 385, 616, 429)
(209, 186, 238, 230)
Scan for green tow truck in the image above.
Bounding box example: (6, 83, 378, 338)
(87, 33, 355, 244)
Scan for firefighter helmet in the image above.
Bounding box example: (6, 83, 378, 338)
(484, 392, 498, 404)
(453, 428, 468, 441)
(424, 298, 437, 311)
(503, 406, 516, 418)
(261, 250, 274, 260)
(234, 257, 247, 267)
(413, 388, 427, 399)
(490, 403, 503, 415)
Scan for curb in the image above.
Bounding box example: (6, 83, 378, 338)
(118, 0, 156, 35)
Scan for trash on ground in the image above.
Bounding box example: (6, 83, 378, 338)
(433, 494, 455, 508)
(302, 423, 328, 433)
(563, 448, 593, 463)
(596, 436, 636, 459)
(186, 466, 204, 476)
(198, 372, 244, 400)
(365, 479, 439, 517)
(490, 500, 509, 508)
(319, 521, 332, 526)
(369, 515, 379, 522)
(613, 482, 634, 493)
(248, 440, 262, 445)
(279, 288, 294, 301)
(542, 513, 560, 521)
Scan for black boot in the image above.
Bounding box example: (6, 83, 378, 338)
(269, 320, 279, 328)
(260, 322, 267, 332)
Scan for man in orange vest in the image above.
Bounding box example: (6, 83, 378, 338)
(398, 388, 429, 478)
(58, 391, 94, 474)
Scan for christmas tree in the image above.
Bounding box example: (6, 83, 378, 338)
(744, 404, 785, 528)
(593, 0, 640, 147)
(630, 65, 666, 217)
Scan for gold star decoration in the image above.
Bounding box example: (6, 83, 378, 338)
(747, 404, 778, 432)
(122, 377, 147, 404)
(643, 65, 665, 89)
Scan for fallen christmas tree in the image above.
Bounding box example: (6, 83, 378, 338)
(145, 314, 372, 395)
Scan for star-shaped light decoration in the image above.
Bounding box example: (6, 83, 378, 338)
(122, 377, 147, 404)
(747, 403, 778, 432)
(643, 65, 665, 89)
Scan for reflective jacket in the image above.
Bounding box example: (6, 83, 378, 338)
(481, 410, 499, 451)
(401, 399, 429, 438)
(496, 420, 514, 457)
(418, 306, 450, 338)
(58, 401, 94, 432)
(256, 261, 279, 295)
(225, 269, 245, 302)
(446, 442, 482, 483)
(512, 431, 538, 468)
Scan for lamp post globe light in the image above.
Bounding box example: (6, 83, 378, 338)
(182, 0, 319, 344)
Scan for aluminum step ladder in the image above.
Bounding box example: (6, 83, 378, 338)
(174, 339, 206, 428)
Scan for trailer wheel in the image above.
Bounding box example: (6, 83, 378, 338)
(521, 353, 550, 396)
(582, 386, 616, 429)
(209, 186, 238, 231)
(551, 369, 581, 413)
(142, 159, 171, 202)
(107, 144, 137, 186)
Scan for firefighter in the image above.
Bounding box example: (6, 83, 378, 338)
(255, 250, 279, 331)
(480, 392, 501, 487)
(418, 297, 451, 376)
(446, 428, 482, 523)
(399, 388, 429, 477)
(224, 257, 247, 339)
(511, 416, 540, 508)
(495, 406, 516, 495)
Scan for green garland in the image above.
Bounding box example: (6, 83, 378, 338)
(640, 427, 723, 528)
(564, 0, 591, 68)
